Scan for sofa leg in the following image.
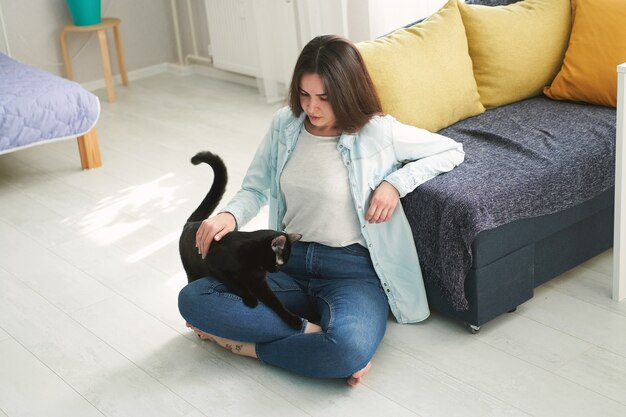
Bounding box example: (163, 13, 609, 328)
(465, 323, 481, 334)
(507, 307, 517, 313)
(77, 126, 102, 169)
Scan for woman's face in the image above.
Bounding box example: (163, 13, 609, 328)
(299, 73, 338, 136)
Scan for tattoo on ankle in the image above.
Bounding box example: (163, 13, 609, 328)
(222, 342, 244, 354)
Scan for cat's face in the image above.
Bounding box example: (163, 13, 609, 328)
(270, 233, 302, 271)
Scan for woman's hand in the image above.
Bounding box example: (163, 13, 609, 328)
(365, 181, 400, 224)
(195, 212, 237, 258)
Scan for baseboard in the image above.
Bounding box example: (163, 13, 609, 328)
(80, 63, 169, 92)
(79, 61, 258, 93)
(167, 63, 257, 88)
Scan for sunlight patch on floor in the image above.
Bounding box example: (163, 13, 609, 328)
(75, 173, 185, 245)
(126, 230, 180, 263)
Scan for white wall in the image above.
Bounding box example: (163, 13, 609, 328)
(177, 0, 451, 102)
(0, 0, 177, 83)
(178, 0, 451, 67)
(293, 0, 449, 44)
(365, 0, 448, 40)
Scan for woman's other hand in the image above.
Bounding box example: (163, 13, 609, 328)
(195, 212, 237, 258)
(365, 181, 400, 224)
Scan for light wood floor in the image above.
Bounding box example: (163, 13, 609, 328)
(1, 72, 625, 417)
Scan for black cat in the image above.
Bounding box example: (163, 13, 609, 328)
(179, 151, 303, 329)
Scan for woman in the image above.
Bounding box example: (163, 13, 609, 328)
(178, 35, 464, 387)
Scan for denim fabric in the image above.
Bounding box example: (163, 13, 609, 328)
(178, 242, 389, 379)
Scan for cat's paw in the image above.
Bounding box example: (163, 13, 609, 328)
(242, 297, 258, 308)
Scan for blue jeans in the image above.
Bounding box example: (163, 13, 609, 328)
(178, 241, 389, 378)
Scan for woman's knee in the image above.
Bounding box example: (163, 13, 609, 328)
(178, 279, 212, 323)
(178, 282, 196, 321)
(325, 330, 381, 375)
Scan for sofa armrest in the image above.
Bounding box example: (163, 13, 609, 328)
(613, 62, 626, 301)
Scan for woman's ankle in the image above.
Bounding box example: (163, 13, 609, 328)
(186, 323, 257, 358)
(215, 337, 257, 358)
(304, 322, 322, 334)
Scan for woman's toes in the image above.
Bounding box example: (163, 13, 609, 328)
(346, 362, 371, 387)
(186, 323, 216, 341)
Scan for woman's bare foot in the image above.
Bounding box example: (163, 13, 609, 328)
(304, 322, 322, 333)
(185, 323, 257, 358)
(346, 362, 371, 387)
(186, 323, 215, 341)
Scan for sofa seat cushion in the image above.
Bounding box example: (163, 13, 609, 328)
(357, 0, 484, 132)
(458, 0, 571, 108)
(401, 97, 615, 310)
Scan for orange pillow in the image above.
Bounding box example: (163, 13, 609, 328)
(544, 0, 626, 107)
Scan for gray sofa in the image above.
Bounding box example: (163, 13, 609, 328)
(403, 97, 614, 333)
(400, 0, 616, 332)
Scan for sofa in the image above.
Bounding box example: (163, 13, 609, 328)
(357, 0, 626, 332)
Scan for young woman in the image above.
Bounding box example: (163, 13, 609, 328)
(178, 35, 464, 387)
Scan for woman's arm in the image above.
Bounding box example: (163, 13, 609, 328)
(383, 120, 465, 198)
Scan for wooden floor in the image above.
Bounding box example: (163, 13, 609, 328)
(1, 72, 625, 417)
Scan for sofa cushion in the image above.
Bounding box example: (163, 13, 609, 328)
(458, 0, 571, 108)
(543, 0, 626, 108)
(356, 0, 484, 132)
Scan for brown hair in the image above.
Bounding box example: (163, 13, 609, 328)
(288, 35, 382, 133)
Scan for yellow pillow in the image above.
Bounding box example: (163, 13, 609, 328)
(458, 0, 571, 108)
(544, 0, 626, 108)
(357, 0, 484, 132)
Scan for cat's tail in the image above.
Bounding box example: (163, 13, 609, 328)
(186, 151, 228, 223)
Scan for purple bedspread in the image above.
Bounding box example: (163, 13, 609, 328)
(0, 53, 99, 154)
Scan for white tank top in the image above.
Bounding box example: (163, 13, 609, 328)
(280, 127, 365, 247)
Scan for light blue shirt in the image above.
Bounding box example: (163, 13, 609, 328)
(222, 107, 465, 323)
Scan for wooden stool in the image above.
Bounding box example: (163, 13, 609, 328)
(60, 17, 129, 102)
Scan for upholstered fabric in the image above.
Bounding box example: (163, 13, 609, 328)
(0, 53, 99, 155)
(465, 0, 521, 5)
(356, 0, 484, 132)
(458, 0, 571, 108)
(544, 0, 626, 108)
(402, 96, 615, 310)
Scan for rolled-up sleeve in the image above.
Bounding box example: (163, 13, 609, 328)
(219, 114, 278, 228)
(384, 119, 465, 197)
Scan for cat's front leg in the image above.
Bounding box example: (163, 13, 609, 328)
(251, 279, 302, 329)
(241, 295, 258, 308)
(225, 280, 258, 308)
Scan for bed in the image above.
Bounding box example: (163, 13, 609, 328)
(0, 52, 101, 169)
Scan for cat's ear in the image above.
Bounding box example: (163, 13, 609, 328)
(288, 233, 302, 242)
(271, 235, 287, 253)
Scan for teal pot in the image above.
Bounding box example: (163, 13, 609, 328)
(66, 0, 101, 26)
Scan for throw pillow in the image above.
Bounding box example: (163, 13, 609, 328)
(458, 0, 571, 108)
(544, 0, 626, 108)
(356, 0, 484, 132)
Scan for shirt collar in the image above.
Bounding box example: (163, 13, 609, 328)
(285, 112, 306, 139)
(339, 133, 356, 150)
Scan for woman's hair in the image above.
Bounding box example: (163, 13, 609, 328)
(288, 35, 382, 133)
